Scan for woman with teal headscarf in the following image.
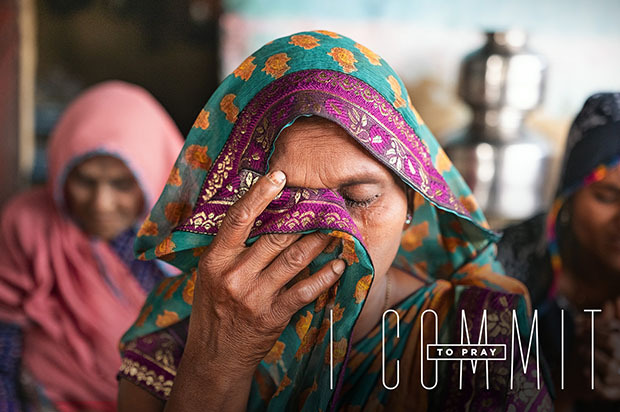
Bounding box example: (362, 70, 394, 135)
(117, 31, 552, 411)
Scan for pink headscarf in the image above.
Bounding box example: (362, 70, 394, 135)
(0, 81, 183, 410)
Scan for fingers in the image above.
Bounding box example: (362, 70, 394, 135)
(260, 232, 333, 291)
(243, 233, 302, 272)
(277, 259, 346, 316)
(212, 171, 286, 253)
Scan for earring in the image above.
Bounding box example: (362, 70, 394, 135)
(405, 213, 413, 225)
(559, 204, 571, 226)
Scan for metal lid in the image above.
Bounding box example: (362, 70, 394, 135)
(459, 30, 547, 112)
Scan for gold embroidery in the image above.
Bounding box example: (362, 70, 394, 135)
(187, 211, 226, 231)
(119, 358, 174, 397)
(193, 69, 470, 229)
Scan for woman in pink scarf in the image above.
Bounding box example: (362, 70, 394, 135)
(0, 81, 183, 411)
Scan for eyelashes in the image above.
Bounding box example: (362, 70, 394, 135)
(342, 193, 381, 209)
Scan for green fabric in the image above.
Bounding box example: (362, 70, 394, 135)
(120, 31, 528, 411)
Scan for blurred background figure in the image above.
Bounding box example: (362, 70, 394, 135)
(2, 0, 620, 410)
(0, 82, 183, 411)
(498, 93, 620, 412)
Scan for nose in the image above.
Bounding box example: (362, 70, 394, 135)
(91, 184, 116, 214)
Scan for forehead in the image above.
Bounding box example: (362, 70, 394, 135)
(70, 155, 134, 179)
(269, 117, 392, 186)
(599, 164, 620, 185)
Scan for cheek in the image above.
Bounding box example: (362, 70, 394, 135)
(64, 182, 91, 214)
(116, 189, 144, 217)
(571, 193, 615, 244)
(355, 197, 407, 272)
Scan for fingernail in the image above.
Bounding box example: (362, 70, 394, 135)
(332, 259, 346, 274)
(267, 170, 286, 186)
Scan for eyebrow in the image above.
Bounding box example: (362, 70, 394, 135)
(591, 182, 620, 192)
(338, 174, 384, 189)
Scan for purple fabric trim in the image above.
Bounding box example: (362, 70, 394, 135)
(177, 69, 469, 237)
(118, 320, 188, 401)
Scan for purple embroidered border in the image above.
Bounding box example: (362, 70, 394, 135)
(176, 69, 469, 237)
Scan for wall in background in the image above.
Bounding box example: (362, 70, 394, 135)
(220, 0, 620, 148)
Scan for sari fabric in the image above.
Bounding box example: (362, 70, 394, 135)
(120, 32, 550, 410)
(0, 81, 183, 410)
(499, 92, 620, 412)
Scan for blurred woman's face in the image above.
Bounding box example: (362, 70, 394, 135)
(571, 165, 620, 272)
(269, 117, 408, 280)
(65, 155, 144, 241)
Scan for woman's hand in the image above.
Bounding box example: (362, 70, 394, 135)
(165, 171, 346, 411)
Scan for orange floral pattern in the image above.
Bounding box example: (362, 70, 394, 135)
(155, 235, 176, 258)
(233, 56, 257, 81)
(155, 309, 180, 328)
(264, 340, 286, 364)
(324, 337, 347, 365)
(166, 167, 182, 187)
(137, 218, 158, 237)
(314, 30, 340, 38)
(355, 43, 381, 65)
(328, 231, 359, 264)
(262, 53, 291, 79)
(220, 93, 239, 123)
(317, 303, 344, 341)
(296, 311, 313, 339)
(314, 290, 328, 312)
(155, 277, 174, 296)
(192, 245, 208, 257)
(295, 327, 318, 360)
(387, 75, 406, 108)
(438, 234, 468, 253)
(401, 221, 429, 251)
(164, 202, 193, 225)
(354, 275, 372, 304)
(289, 34, 320, 50)
(459, 194, 480, 215)
(164, 276, 185, 300)
(193, 109, 210, 130)
(182, 270, 196, 304)
(184, 144, 211, 170)
(135, 305, 153, 327)
(274, 375, 291, 397)
(328, 47, 357, 73)
(407, 95, 425, 125)
(435, 147, 453, 174)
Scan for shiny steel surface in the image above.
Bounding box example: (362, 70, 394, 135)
(445, 30, 553, 228)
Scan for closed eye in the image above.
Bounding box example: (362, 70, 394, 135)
(342, 193, 380, 208)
